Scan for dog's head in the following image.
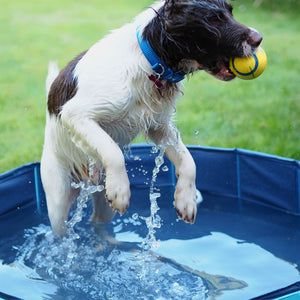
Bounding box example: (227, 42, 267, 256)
(144, 0, 262, 81)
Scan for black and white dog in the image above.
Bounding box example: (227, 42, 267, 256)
(41, 0, 262, 235)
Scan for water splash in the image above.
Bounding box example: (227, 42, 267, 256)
(67, 157, 104, 241)
(138, 126, 182, 250)
(15, 223, 206, 299)
(12, 145, 207, 299)
(138, 147, 167, 251)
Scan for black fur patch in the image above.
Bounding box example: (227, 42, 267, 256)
(143, 0, 258, 78)
(47, 51, 87, 116)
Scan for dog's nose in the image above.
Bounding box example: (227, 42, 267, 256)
(248, 30, 263, 48)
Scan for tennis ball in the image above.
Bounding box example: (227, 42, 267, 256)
(229, 47, 267, 80)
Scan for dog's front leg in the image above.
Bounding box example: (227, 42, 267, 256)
(61, 106, 130, 215)
(148, 126, 197, 224)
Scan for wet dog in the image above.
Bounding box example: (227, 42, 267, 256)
(41, 0, 262, 235)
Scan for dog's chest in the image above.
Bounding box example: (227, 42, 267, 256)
(99, 96, 174, 146)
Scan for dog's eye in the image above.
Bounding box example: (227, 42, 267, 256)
(217, 12, 226, 20)
(209, 12, 226, 23)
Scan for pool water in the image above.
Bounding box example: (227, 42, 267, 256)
(0, 188, 299, 300)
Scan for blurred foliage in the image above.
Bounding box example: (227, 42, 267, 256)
(249, 0, 300, 13)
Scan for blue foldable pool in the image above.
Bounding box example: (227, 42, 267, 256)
(0, 144, 299, 300)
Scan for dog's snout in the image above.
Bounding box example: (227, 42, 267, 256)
(248, 30, 263, 48)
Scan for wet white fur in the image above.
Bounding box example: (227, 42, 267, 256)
(41, 4, 199, 235)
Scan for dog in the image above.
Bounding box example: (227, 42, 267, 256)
(41, 0, 262, 235)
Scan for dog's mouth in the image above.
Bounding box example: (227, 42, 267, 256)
(201, 57, 235, 81)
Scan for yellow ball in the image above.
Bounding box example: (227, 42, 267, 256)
(229, 47, 267, 80)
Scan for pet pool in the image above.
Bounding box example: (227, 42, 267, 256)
(0, 144, 299, 300)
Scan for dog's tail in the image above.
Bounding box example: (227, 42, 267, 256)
(46, 61, 59, 95)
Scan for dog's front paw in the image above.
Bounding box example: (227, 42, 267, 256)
(105, 172, 130, 215)
(174, 182, 197, 224)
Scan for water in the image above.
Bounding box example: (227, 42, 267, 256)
(1, 193, 300, 299)
(11, 221, 206, 300)
(1, 146, 300, 299)
(67, 157, 104, 240)
(139, 148, 165, 251)
(66, 147, 165, 251)
(125, 142, 171, 250)
(5, 147, 207, 300)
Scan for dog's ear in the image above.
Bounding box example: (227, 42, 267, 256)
(163, 0, 184, 31)
(164, 0, 181, 16)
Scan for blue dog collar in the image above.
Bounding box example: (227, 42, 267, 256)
(136, 27, 186, 83)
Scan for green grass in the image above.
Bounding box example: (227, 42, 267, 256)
(0, 0, 299, 173)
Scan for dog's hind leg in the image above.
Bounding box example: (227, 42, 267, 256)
(91, 188, 116, 224)
(91, 190, 120, 247)
(41, 149, 77, 235)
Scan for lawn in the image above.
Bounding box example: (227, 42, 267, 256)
(0, 0, 299, 173)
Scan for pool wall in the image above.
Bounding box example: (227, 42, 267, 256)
(1, 144, 299, 217)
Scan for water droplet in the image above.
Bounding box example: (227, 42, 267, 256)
(162, 165, 169, 172)
(196, 189, 203, 204)
(151, 146, 159, 153)
(132, 213, 139, 220)
(67, 252, 76, 259)
(88, 186, 98, 194)
(97, 185, 104, 192)
(239, 4, 247, 12)
(155, 155, 164, 166)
